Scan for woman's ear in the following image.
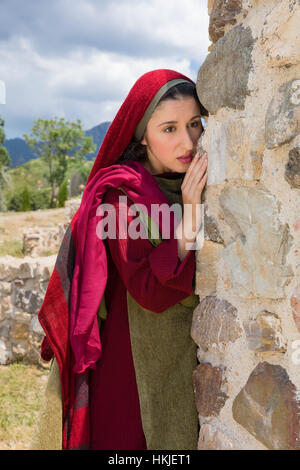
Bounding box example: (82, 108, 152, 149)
(141, 133, 147, 146)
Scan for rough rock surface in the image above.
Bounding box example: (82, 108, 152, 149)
(208, 0, 244, 44)
(193, 362, 228, 417)
(197, 25, 255, 114)
(243, 311, 286, 352)
(265, 79, 300, 149)
(232, 362, 300, 450)
(191, 295, 242, 351)
(198, 422, 241, 450)
(219, 186, 294, 299)
(285, 144, 300, 189)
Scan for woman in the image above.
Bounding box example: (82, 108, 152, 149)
(33, 69, 208, 450)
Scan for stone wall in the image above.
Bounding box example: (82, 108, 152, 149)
(192, 0, 300, 449)
(22, 199, 81, 257)
(0, 255, 56, 365)
(0, 199, 81, 365)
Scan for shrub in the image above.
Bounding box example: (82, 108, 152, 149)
(21, 187, 31, 211)
(7, 187, 52, 211)
(58, 179, 68, 208)
(30, 188, 52, 210)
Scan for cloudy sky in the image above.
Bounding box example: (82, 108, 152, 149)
(0, 0, 210, 139)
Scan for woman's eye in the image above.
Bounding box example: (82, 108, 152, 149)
(190, 121, 200, 128)
(164, 126, 175, 133)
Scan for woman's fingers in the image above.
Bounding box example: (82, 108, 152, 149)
(182, 152, 206, 188)
(191, 169, 208, 197)
(181, 152, 208, 206)
(182, 152, 200, 186)
(188, 155, 208, 191)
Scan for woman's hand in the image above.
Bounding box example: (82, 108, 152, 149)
(181, 150, 208, 208)
(176, 151, 208, 260)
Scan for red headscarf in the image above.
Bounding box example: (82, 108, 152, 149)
(87, 69, 194, 179)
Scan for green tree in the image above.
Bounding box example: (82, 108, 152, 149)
(58, 179, 68, 208)
(0, 117, 11, 211)
(24, 117, 96, 208)
(21, 186, 31, 211)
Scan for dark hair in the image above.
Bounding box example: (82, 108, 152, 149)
(158, 82, 208, 116)
(116, 82, 208, 165)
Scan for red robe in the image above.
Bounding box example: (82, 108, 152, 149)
(38, 69, 200, 449)
(89, 186, 196, 450)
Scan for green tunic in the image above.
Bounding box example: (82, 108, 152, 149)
(127, 173, 199, 450)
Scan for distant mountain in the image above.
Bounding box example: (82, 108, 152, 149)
(4, 138, 36, 168)
(85, 121, 111, 160)
(4, 121, 111, 168)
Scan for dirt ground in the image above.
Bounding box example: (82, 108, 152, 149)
(0, 208, 66, 244)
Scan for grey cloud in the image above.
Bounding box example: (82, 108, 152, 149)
(0, 0, 194, 60)
(0, 0, 209, 138)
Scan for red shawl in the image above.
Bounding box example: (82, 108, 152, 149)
(38, 69, 195, 449)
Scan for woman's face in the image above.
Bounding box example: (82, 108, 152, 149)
(141, 96, 203, 174)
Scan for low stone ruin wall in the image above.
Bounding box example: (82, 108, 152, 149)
(0, 198, 81, 365)
(0, 255, 56, 365)
(23, 199, 81, 257)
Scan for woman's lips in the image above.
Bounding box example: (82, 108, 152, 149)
(177, 152, 193, 163)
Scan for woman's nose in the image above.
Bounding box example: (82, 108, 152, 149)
(180, 127, 194, 149)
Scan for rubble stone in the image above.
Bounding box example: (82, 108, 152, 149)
(197, 25, 255, 114)
(232, 362, 300, 450)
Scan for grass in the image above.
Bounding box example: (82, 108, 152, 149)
(0, 240, 24, 257)
(0, 362, 50, 450)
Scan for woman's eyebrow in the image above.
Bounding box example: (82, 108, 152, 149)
(157, 114, 202, 127)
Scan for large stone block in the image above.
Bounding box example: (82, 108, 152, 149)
(0, 281, 11, 295)
(14, 289, 44, 314)
(285, 144, 300, 189)
(204, 213, 224, 244)
(34, 255, 56, 281)
(209, 0, 244, 43)
(265, 79, 300, 149)
(0, 257, 21, 281)
(291, 284, 300, 333)
(0, 339, 11, 365)
(27, 332, 44, 364)
(260, 1, 300, 68)
(191, 295, 242, 351)
(220, 186, 294, 298)
(0, 256, 38, 281)
(198, 422, 240, 450)
(23, 226, 64, 257)
(204, 118, 263, 185)
(0, 296, 11, 321)
(193, 363, 228, 417)
(30, 315, 44, 336)
(10, 322, 30, 341)
(0, 322, 10, 340)
(197, 25, 255, 114)
(232, 362, 300, 450)
(243, 311, 286, 352)
(11, 342, 28, 360)
(195, 240, 224, 297)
